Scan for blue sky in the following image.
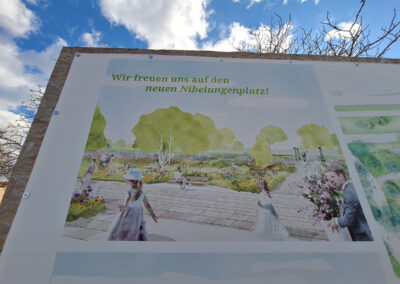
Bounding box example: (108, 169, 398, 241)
(0, 0, 399, 128)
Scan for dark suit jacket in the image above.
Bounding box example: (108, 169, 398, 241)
(338, 182, 373, 241)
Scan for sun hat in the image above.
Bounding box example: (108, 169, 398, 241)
(123, 168, 143, 180)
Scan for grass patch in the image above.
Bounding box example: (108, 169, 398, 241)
(348, 141, 400, 178)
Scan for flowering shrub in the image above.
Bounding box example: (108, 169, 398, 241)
(142, 167, 172, 184)
(301, 172, 343, 223)
(66, 194, 106, 222)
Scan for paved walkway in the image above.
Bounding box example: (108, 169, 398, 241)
(63, 165, 327, 241)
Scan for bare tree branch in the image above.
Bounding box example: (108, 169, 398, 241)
(235, 0, 400, 58)
(0, 88, 43, 179)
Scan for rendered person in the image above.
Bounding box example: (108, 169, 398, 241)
(254, 178, 289, 239)
(99, 153, 107, 168)
(108, 169, 158, 241)
(173, 166, 188, 190)
(80, 157, 96, 197)
(327, 166, 373, 241)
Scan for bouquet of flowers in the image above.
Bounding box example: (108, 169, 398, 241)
(301, 172, 344, 223)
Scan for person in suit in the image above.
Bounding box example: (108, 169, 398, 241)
(327, 166, 373, 241)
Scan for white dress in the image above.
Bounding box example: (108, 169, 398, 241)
(254, 191, 289, 239)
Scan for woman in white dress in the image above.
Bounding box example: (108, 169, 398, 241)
(254, 178, 289, 240)
(108, 169, 158, 241)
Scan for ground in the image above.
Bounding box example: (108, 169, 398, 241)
(63, 161, 328, 241)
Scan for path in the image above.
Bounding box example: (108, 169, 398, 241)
(272, 160, 327, 241)
(63, 173, 328, 241)
(376, 172, 400, 187)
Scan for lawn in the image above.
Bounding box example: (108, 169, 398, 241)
(348, 141, 400, 178)
(77, 154, 296, 193)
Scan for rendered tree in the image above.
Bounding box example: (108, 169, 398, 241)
(331, 134, 343, 155)
(114, 139, 128, 150)
(85, 106, 107, 151)
(296, 123, 335, 161)
(132, 107, 209, 167)
(251, 141, 272, 167)
(218, 128, 235, 149)
(193, 113, 223, 150)
(256, 125, 288, 148)
(232, 141, 245, 151)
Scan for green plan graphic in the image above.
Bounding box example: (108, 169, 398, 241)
(336, 105, 400, 278)
(339, 116, 400, 134)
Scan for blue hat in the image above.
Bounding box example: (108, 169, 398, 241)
(123, 169, 143, 180)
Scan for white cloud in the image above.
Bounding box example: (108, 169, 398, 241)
(99, 0, 210, 49)
(232, 0, 240, 2)
(247, 0, 263, 9)
(19, 37, 67, 81)
(0, 0, 39, 37)
(0, 37, 31, 89)
(0, 110, 19, 129)
(80, 30, 103, 47)
(203, 22, 293, 53)
(227, 96, 310, 110)
(300, 0, 307, 3)
(315, 0, 320, 4)
(0, 37, 66, 127)
(283, 0, 288, 4)
(326, 22, 361, 40)
(25, 0, 48, 5)
(202, 22, 255, 52)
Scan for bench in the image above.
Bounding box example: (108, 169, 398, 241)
(168, 176, 209, 186)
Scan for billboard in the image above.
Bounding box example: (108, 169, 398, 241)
(0, 50, 399, 283)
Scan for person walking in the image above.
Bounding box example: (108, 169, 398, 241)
(254, 178, 289, 240)
(108, 169, 158, 241)
(80, 157, 96, 198)
(327, 166, 373, 241)
(173, 166, 188, 190)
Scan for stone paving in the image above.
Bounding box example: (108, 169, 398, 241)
(63, 162, 328, 241)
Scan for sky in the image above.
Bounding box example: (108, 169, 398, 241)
(99, 58, 332, 149)
(0, 0, 399, 129)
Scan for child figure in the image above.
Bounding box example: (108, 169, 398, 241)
(173, 166, 188, 190)
(108, 169, 158, 241)
(80, 157, 96, 197)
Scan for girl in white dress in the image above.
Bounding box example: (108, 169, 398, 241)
(108, 169, 158, 241)
(254, 178, 289, 240)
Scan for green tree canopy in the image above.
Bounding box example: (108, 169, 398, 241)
(331, 134, 343, 154)
(232, 141, 245, 151)
(114, 139, 128, 150)
(256, 125, 288, 148)
(193, 113, 223, 150)
(218, 128, 235, 147)
(85, 106, 107, 151)
(251, 141, 272, 167)
(132, 106, 209, 154)
(296, 123, 335, 150)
